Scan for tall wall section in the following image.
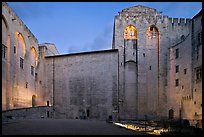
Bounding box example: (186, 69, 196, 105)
(44, 50, 118, 120)
(112, 5, 191, 120)
(2, 2, 44, 110)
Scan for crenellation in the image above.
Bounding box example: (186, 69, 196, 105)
(172, 18, 178, 25)
(179, 18, 185, 25)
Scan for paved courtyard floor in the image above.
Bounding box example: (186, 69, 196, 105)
(2, 118, 148, 135)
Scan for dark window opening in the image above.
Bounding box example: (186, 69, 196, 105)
(175, 79, 179, 87)
(47, 101, 49, 106)
(182, 86, 184, 89)
(143, 53, 145, 57)
(14, 46, 16, 54)
(2, 44, 7, 59)
(194, 101, 196, 104)
(86, 109, 90, 117)
(26, 82, 28, 88)
(175, 48, 179, 59)
(31, 66, 34, 76)
(149, 65, 152, 70)
(175, 65, 179, 73)
(20, 57, 24, 69)
(150, 26, 153, 31)
(169, 109, 174, 119)
(184, 69, 187, 74)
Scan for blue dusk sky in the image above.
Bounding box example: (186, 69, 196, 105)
(8, 2, 202, 54)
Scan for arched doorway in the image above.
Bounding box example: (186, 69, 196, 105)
(32, 95, 37, 107)
(169, 109, 174, 119)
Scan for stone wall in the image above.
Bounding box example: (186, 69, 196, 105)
(44, 50, 118, 120)
(2, 106, 53, 121)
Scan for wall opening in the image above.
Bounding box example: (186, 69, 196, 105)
(169, 109, 174, 119)
(32, 95, 36, 107)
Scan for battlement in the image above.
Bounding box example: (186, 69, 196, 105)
(168, 17, 191, 26)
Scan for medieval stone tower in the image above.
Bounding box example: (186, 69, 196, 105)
(112, 5, 191, 120)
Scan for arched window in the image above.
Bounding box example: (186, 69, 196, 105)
(124, 25, 137, 40)
(31, 47, 38, 66)
(15, 32, 26, 58)
(146, 25, 159, 39)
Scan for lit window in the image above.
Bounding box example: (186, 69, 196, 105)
(2, 44, 7, 59)
(124, 25, 137, 40)
(31, 66, 34, 76)
(175, 65, 179, 73)
(175, 48, 179, 59)
(20, 57, 24, 69)
(175, 79, 179, 87)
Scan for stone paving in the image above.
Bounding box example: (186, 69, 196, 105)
(2, 118, 148, 135)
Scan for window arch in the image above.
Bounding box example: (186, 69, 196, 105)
(124, 25, 137, 40)
(15, 32, 26, 57)
(31, 46, 38, 66)
(146, 25, 159, 39)
(2, 15, 9, 45)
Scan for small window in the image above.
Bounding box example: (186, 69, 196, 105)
(149, 65, 151, 70)
(175, 48, 179, 59)
(2, 44, 7, 59)
(184, 69, 187, 74)
(31, 66, 34, 76)
(14, 46, 16, 54)
(195, 67, 202, 80)
(175, 79, 179, 86)
(20, 57, 24, 69)
(175, 65, 179, 73)
(26, 82, 28, 88)
(194, 101, 196, 104)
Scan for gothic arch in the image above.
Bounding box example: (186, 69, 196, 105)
(124, 25, 137, 40)
(31, 46, 38, 66)
(15, 32, 26, 58)
(2, 15, 9, 45)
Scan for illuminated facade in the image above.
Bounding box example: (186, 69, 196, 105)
(2, 3, 202, 128)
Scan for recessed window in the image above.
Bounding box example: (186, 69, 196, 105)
(31, 66, 34, 76)
(184, 69, 187, 74)
(2, 44, 7, 59)
(195, 67, 202, 80)
(26, 82, 28, 88)
(149, 65, 152, 70)
(175, 79, 179, 87)
(175, 65, 179, 73)
(182, 86, 184, 89)
(14, 46, 16, 54)
(175, 48, 179, 59)
(194, 101, 196, 104)
(20, 57, 24, 69)
(143, 53, 145, 57)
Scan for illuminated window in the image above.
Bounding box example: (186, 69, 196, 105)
(175, 48, 179, 59)
(2, 44, 7, 59)
(31, 66, 34, 76)
(124, 25, 137, 40)
(175, 65, 179, 73)
(20, 57, 24, 69)
(175, 79, 179, 86)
